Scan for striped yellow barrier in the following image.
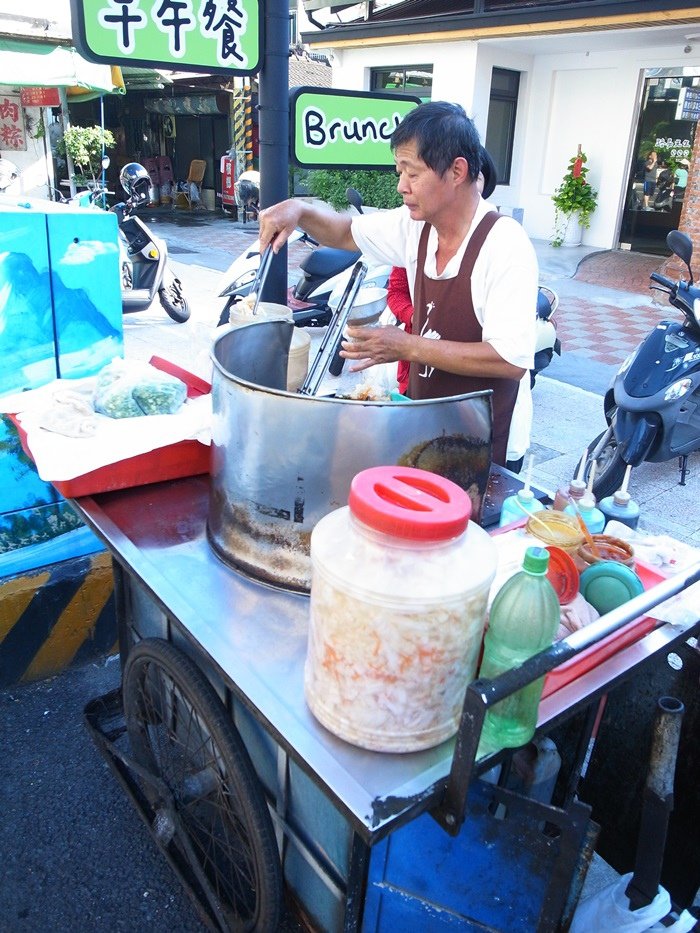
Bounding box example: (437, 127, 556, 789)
(0, 551, 117, 687)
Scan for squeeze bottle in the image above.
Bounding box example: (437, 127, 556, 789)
(599, 465, 640, 530)
(478, 547, 560, 752)
(565, 459, 605, 534)
(552, 478, 586, 512)
(552, 447, 588, 511)
(499, 455, 544, 527)
(567, 493, 605, 534)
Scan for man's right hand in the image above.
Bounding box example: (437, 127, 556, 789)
(259, 198, 358, 254)
(258, 199, 304, 253)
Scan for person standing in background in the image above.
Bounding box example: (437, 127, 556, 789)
(643, 150, 658, 210)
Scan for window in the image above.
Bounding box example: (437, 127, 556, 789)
(289, 8, 297, 45)
(485, 68, 520, 186)
(371, 66, 433, 101)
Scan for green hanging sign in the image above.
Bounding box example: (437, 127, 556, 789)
(70, 0, 262, 76)
(290, 87, 421, 170)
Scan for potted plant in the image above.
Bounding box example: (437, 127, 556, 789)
(551, 146, 598, 247)
(56, 124, 115, 188)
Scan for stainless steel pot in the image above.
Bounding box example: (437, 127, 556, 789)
(208, 327, 493, 592)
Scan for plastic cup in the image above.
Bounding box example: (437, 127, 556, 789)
(526, 510, 584, 559)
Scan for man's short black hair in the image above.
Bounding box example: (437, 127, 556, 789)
(391, 101, 481, 182)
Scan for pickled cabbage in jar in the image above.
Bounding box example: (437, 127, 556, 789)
(304, 469, 497, 753)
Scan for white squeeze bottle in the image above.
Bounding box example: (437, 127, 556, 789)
(499, 455, 545, 527)
(599, 465, 640, 530)
(566, 460, 605, 534)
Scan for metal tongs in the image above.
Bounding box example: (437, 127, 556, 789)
(249, 244, 274, 314)
(300, 260, 367, 395)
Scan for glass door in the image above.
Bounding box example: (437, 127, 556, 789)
(619, 71, 698, 255)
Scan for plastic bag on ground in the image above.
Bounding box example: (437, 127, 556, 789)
(571, 873, 671, 932)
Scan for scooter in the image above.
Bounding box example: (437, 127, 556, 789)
(51, 163, 190, 324)
(534, 285, 561, 386)
(112, 163, 190, 323)
(217, 188, 391, 328)
(580, 229, 700, 498)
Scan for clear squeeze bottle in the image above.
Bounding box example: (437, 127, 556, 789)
(552, 477, 586, 512)
(599, 464, 640, 531)
(478, 547, 560, 752)
(499, 454, 544, 527)
(553, 451, 588, 511)
(564, 458, 605, 534)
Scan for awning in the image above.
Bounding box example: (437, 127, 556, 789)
(0, 39, 125, 101)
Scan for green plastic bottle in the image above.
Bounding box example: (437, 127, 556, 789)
(478, 547, 560, 752)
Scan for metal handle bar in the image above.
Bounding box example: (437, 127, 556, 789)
(300, 260, 367, 395)
(432, 559, 700, 836)
(250, 245, 274, 314)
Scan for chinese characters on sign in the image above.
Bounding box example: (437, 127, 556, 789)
(72, 0, 259, 74)
(20, 88, 61, 108)
(0, 96, 27, 151)
(676, 87, 700, 122)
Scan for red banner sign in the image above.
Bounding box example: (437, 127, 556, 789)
(20, 87, 60, 107)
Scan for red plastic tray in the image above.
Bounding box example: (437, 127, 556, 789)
(541, 560, 665, 698)
(9, 356, 211, 498)
(489, 518, 666, 698)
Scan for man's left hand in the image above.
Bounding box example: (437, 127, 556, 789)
(341, 324, 409, 371)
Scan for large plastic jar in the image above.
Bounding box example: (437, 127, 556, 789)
(304, 466, 497, 753)
(228, 301, 309, 391)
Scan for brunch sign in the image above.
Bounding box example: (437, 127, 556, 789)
(70, 0, 261, 75)
(290, 88, 420, 170)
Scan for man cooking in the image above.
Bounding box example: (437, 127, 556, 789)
(258, 101, 538, 471)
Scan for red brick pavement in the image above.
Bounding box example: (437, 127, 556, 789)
(559, 250, 669, 366)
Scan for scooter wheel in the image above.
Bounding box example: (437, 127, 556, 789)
(579, 427, 627, 500)
(159, 276, 190, 323)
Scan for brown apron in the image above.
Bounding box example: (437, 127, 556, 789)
(408, 212, 519, 466)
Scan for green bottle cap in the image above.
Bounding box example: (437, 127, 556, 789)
(523, 546, 550, 574)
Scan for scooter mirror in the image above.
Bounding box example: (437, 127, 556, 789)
(101, 155, 111, 171)
(346, 188, 364, 214)
(667, 230, 693, 283)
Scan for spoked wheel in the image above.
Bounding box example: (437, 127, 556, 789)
(579, 425, 628, 499)
(123, 639, 282, 933)
(159, 272, 191, 323)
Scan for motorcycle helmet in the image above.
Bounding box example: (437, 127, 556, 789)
(235, 169, 260, 213)
(119, 162, 150, 204)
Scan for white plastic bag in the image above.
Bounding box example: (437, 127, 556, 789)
(571, 873, 671, 932)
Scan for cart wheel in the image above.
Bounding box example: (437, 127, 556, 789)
(123, 638, 282, 932)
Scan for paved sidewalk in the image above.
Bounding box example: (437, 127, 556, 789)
(138, 206, 700, 546)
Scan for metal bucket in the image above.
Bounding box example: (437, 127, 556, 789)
(208, 327, 493, 592)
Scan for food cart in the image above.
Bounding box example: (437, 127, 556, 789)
(12, 333, 699, 931)
(74, 466, 700, 932)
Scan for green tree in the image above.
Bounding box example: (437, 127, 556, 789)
(56, 125, 115, 186)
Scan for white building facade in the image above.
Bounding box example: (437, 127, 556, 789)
(301, 2, 700, 253)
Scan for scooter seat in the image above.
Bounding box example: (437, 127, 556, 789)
(303, 247, 361, 278)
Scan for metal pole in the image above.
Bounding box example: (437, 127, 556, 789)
(58, 87, 77, 198)
(258, 0, 289, 304)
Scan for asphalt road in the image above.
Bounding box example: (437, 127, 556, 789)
(0, 658, 210, 933)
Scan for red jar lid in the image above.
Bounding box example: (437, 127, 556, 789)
(545, 545, 579, 604)
(348, 466, 471, 541)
